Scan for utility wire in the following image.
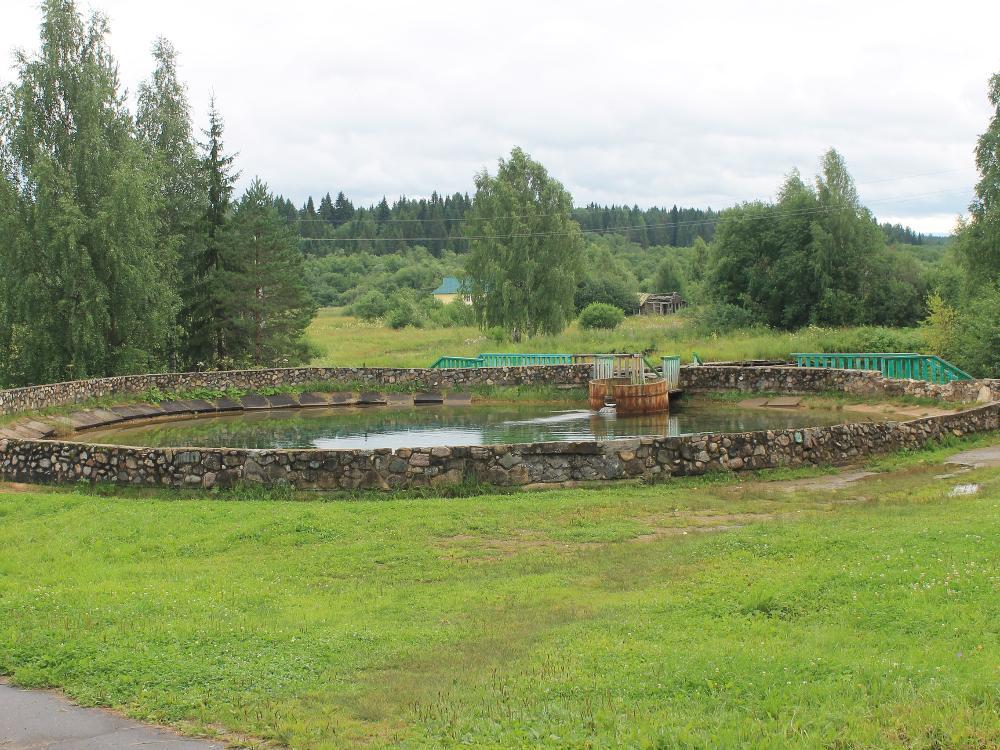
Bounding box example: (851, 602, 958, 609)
(290, 167, 974, 224)
(294, 186, 969, 242)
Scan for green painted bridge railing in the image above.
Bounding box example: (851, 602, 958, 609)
(792, 352, 972, 384)
(428, 356, 482, 369)
(476, 353, 575, 367)
(428, 353, 574, 369)
(430, 352, 684, 388)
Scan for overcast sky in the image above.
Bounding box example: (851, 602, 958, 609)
(3, 0, 998, 234)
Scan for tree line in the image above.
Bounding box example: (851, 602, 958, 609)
(0, 0, 315, 388)
(924, 73, 1000, 377)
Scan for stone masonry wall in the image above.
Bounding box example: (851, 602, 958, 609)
(0, 365, 592, 417)
(679, 365, 1000, 403)
(1, 402, 996, 490)
(0, 364, 998, 491)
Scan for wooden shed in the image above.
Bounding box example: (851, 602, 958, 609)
(638, 292, 686, 315)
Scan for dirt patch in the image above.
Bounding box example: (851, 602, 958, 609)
(763, 470, 879, 493)
(0, 482, 37, 494)
(737, 397, 803, 409)
(946, 445, 1000, 469)
(439, 511, 778, 560)
(631, 511, 776, 543)
(842, 402, 957, 419)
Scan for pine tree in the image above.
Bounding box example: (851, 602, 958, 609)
(0, 0, 177, 385)
(217, 179, 317, 365)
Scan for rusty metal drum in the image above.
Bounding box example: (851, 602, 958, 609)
(588, 377, 669, 414)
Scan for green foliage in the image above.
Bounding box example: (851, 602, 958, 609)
(923, 285, 1000, 377)
(183, 99, 239, 367)
(214, 179, 317, 366)
(487, 326, 508, 344)
(0, 0, 179, 386)
(955, 72, 1000, 289)
(653, 255, 684, 294)
(351, 289, 390, 320)
(708, 152, 925, 330)
(464, 147, 584, 339)
(688, 303, 763, 336)
(302, 246, 462, 307)
(432, 297, 477, 327)
(574, 276, 638, 314)
(385, 291, 425, 329)
(922, 293, 959, 357)
(578, 302, 625, 330)
(840, 326, 926, 354)
(925, 72, 1000, 377)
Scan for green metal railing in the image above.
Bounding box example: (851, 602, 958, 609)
(428, 356, 483, 369)
(430, 352, 685, 388)
(792, 352, 972, 384)
(476, 353, 575, 367)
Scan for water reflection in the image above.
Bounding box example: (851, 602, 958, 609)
(84, 401, 861, 451)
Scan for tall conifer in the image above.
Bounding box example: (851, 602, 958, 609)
(185, 98, 239, 366)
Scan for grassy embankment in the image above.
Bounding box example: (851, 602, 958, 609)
(1, 436, 997, 749)
(305, 308, 926, 369)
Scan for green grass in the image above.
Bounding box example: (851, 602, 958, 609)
(1, 439, 998, 748)
(306, 309, 918, 368)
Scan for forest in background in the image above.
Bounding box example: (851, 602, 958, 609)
(2, 0, 997, 386)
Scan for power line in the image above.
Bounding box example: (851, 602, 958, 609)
(293, 186, 969, 243)
(289, 168, 974, 225)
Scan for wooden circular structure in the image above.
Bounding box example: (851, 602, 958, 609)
(588, 377, 669, 415)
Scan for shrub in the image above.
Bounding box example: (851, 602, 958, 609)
(438, 297, 477, 327)
(688, 303, 761, 335)
(352, 289, 390, 320)
(487, 326, 508, 343)
(578, 302, 625, 330)
(844, 326, 926, 354)
(385, 291, 424, 329)
(923, 285, 1000, 377)
(813, 289, 861, 326)
(574, 277, 638, 314)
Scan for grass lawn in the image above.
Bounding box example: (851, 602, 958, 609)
(1, 438, 997, 748)
(305, 308, 911, 369)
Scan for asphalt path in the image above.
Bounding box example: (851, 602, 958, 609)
(0, 681, 224, 749)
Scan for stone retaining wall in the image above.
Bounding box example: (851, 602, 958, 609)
(0, 365, 591, 417)
(1, 402, 996, 490)
(0, 364, 998, 492)
(680, 365, 1000, 403)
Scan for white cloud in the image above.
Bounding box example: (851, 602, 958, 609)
(2, 0, 997, 232)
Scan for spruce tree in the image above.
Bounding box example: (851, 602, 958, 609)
(217, 179, 317, 365)
(185, 98, 239, 367)
(332, 191, 355, 223)
(318, 192, 336, 224)
(0, 0, 177, 385)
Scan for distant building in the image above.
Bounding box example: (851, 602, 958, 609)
(638, 292, 686, 315)
(432, 276, 472, 305)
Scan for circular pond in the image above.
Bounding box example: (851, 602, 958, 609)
(81, 400, 874, 450)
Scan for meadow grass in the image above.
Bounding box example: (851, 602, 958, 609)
(305, 308, 909, 368)
(1, 438, 997, 748)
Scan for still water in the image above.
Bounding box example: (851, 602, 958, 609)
(83, 401, 866, 450)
